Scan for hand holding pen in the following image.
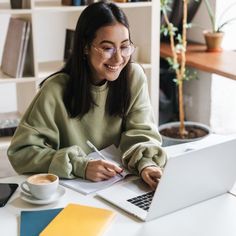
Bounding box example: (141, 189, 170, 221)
(85, 140, 123, 181)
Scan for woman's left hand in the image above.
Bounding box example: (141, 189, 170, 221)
(141, 166, 163, 190)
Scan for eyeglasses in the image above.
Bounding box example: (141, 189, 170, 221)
(92, 43, 135, 59)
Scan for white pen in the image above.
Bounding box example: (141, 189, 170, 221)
(86, 140, 107, 160)
(86, 140, 124, 177)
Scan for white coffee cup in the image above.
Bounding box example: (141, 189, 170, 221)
(20, 173, 59, 200)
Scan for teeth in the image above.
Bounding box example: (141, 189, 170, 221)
(107, 65, 119, 70)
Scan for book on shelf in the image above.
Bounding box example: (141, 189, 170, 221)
(61, 0, 72, 5)
(1, 17, 31, 78)
(40, 204, 116, 236)
(73, 0, 81, 6)
(20, 208, 63, 236)
(23, 26, 35, 77)
(60, 144, 131, 195)
(19, 20, 31, 77)
(10, 0, 31, 9)
(64, 29, 75, 61)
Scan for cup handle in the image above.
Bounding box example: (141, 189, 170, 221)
(20, 182, 31, 195)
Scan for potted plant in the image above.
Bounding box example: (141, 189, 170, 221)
(159, 0, 210, 146)
(203, 0, 236, 52)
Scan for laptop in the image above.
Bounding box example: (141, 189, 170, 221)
(97, 138, 236, 221)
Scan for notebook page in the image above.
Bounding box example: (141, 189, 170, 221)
(60, 145, 130, 194)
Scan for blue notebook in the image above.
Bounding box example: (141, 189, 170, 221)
(20, 208, 63, 236)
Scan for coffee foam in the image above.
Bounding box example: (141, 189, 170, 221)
(29, 174, 57, 185)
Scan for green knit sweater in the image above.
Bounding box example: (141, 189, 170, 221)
(8, 63, 166, 179)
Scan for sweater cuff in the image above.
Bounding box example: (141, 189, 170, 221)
(48, 145, 89, 179)
(137, 158, 158, 175)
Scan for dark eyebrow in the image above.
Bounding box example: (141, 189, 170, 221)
(99, 39, 130, 45)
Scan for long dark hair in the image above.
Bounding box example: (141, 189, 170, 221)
(61, 1, 131, 118)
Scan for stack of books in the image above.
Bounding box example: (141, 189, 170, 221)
(1, 17, 31, 78)
(0, 112, 20, 137)
(10, 0, 31, 9)
(20, 204, 116, 236)
(61, 0, 94, 6)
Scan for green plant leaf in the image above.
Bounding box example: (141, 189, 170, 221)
(203, 0, 216, 32)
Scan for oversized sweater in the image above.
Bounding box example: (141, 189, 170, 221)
(7, 63, 166, 179)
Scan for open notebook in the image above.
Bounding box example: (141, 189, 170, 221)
(60, 145, 131, 194)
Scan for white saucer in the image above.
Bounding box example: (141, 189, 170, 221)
(20, 185, 66, 205)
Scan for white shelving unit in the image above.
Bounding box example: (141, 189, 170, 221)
(0, 0, 160, 149)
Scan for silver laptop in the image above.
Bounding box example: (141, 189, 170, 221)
(97, 138, 236, 221)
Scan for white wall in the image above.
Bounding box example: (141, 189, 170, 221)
(184, 70, 212, 126)
(217, 0, 236, 50)
(211, 75, 236, 134)
(0, 84, 16, 112)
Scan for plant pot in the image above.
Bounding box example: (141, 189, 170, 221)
(159, 121, 211, 147)
(203, 31, 224, 52)
(113, 0, 127, 2)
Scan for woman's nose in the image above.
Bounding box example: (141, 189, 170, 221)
(112, 49, 123, 62)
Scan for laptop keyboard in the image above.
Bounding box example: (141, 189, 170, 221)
(127, 191, 154, 211)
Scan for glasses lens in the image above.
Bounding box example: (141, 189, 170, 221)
(103, 48, 115, 59)
(121, 44, 135, 57)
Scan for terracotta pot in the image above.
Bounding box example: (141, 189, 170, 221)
(113, 0, 127, 2)
(203, 31, 224, 52)
(159, 121, 211, 147)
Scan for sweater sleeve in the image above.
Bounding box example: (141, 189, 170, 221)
(119, 65, 167, 175)
(7, 76, 89, 179)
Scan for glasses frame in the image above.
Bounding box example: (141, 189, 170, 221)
(91, 42, 136, 59)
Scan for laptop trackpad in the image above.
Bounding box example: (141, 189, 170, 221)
(123, 178, 152, 194)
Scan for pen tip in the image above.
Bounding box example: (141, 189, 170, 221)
(86, 140, 92, 147)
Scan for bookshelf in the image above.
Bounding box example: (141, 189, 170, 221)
(0, 0, 160, 148)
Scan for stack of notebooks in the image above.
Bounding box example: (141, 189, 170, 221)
(0, 112, 20, 137)
(20, 203, 116, 236)
(62, 0, 83, 6)
(1, 17, 31, 78)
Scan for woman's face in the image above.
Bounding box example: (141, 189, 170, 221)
(87, 23, 131, 85)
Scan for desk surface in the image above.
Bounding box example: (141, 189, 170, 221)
(160, 42, 236, 80)
(1, 175, 236, 236)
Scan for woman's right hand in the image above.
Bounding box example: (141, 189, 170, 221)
(85, 159, 123, 182)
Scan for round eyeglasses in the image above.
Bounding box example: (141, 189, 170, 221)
(92, 43, 135, 59)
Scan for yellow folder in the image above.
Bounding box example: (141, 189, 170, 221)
(39, 203, 116, 236)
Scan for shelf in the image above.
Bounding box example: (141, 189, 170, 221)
(115, 2, 152, 8)
(34, 1, 151, 9)
(0, 136, 11, 150)
(35, 5, 85, 12)
(0, 9, 32, 14)
(0, 77, 37, 83)
(0, 70, 36, 83)
(160, 42, 236, 81)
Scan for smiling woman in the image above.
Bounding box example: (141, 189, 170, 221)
(86, 23, 132, 84)
(7, 1, 167, 191)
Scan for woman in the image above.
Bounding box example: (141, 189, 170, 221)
(8, 1, 166, 190)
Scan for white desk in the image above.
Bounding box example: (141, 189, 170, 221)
(1, 175, 236, 236)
